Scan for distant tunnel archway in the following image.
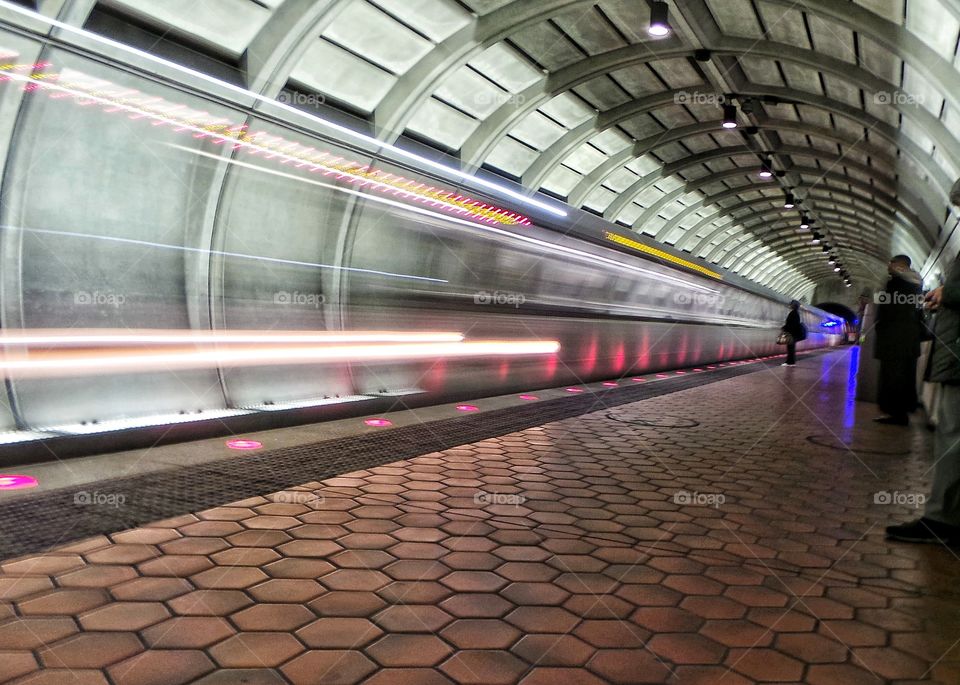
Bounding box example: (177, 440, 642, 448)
(814, 302, 858, 322)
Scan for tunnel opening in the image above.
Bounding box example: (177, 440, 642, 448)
(814, 302, 858, 323)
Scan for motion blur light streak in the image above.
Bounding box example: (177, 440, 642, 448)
(0, 340, 561, 378)
(1, 64, 533, 227)
(0, 330, 465, 346)
(17, 226, 447, 284)
(0, 3, 568, 218)
(106, 147, 725, 304)
(0, 475, 38, 490)
(170, 145, 530, 228)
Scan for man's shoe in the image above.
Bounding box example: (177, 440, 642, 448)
(780, 363, 795, 367)
(886, 518, 960, 544)
(873, 415, 909, 426)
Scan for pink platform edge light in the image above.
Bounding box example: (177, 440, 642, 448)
(0, 475, 39, 490)
(519, 394, 539, 400)
(364, 418, 392, 427)
(565, 387, 584, 393)
(456, 405, 479, 412)
(225, 439, 262, 450)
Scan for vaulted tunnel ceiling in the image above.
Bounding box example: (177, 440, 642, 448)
(80, 0, 960, 300)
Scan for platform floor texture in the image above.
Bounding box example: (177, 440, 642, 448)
(0, 348, 957, 685)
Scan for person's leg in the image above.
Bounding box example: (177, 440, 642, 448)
(887, 383, 960, 543)
(786, 343, 796, 365)
(887, 357, 918, 417)
(924, 384, 960, 527)
(877, 360, 895, 415)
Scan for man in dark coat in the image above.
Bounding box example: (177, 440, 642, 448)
(886, 253, 960, 543)
(873, 255, 923, 425)
(781, 300, 805, 366)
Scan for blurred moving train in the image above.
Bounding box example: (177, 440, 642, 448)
(0, 5, 842, 457)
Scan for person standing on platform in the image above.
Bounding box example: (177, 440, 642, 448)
(886, 252, 960, 543)
(781, 300, 805, 366)
(873, 255, 924, 426)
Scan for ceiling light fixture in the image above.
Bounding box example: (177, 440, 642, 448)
(784, 192, 795, 209)
(722, 103, 738, 129)
(759, 158, 773, 178)
(648, 1, 672, 36)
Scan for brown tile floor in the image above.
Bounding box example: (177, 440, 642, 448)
(1, 348, 958, 684)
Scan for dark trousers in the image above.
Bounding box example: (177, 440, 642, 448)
(786, 343, 796, 364)
(877, 357, 918, 419)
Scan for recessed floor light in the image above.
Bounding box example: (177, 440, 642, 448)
(0, 474, 38, 490)
(226, 439, 262, 450)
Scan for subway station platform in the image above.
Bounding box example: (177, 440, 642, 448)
(0, 347, 957, 685)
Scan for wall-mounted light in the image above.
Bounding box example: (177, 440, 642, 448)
(722, 103, 738, 129)
(648, 1, 672, 36)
